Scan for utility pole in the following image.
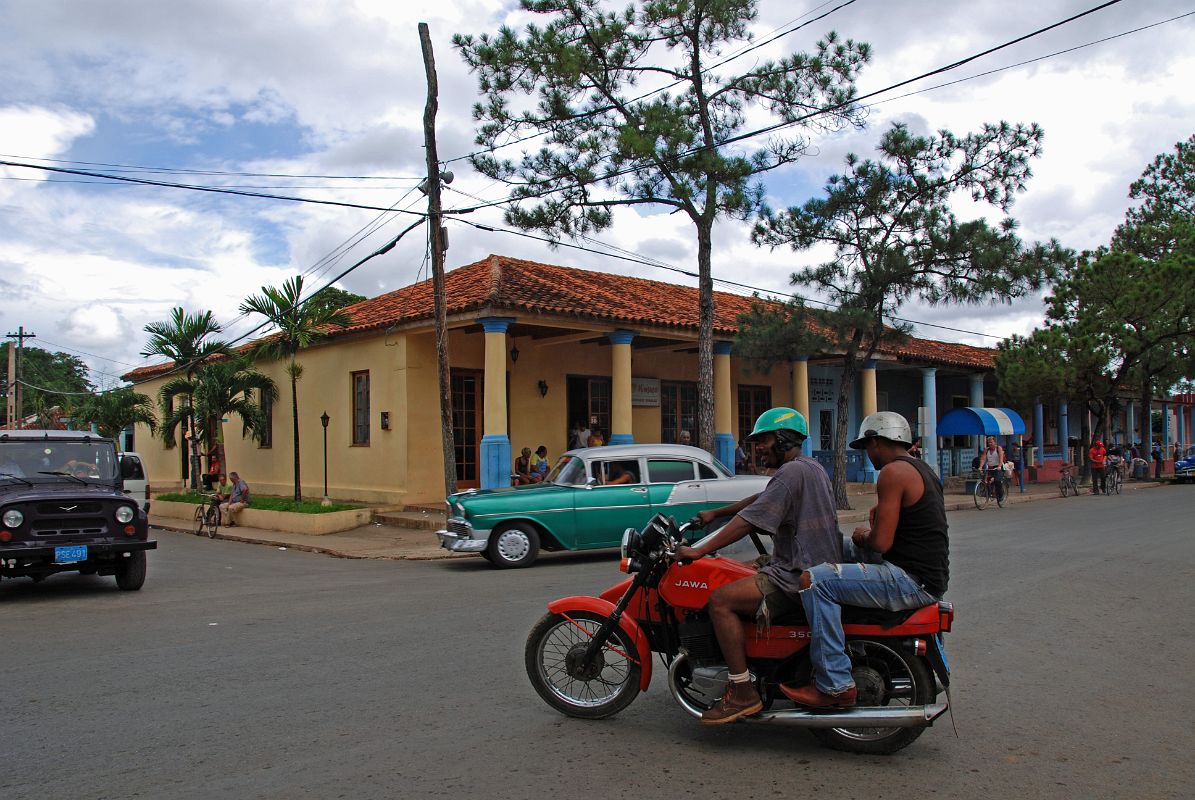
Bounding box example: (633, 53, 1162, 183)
(419, 22, 458, 498)
(5, 326, 35, 429)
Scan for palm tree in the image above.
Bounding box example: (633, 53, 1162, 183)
(74, 388, 158, 446)
(159, 358, 277, 475)
(141, 308, 229, 489)
(240, 276, 351, 501)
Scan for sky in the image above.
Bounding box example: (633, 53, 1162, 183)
(1, 0, 1192, 391)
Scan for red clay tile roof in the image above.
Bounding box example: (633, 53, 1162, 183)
(124, 254, 995, 381)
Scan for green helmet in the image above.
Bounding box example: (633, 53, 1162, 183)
(748, 407, 809, 441)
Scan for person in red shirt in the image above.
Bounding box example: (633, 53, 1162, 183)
(1089, 439, 1107, 495)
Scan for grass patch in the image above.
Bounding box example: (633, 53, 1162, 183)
(155, 492, 362, 513)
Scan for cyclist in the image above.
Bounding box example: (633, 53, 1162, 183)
(977, 436, 1006, 503)
(1089, 439, 1107, 495)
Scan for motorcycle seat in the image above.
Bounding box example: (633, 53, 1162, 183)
(771, 604, 919, 628)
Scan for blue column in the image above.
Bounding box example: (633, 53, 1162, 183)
(1033, 398, 1045, 466)
(969, 373, 985, 452)
(478, 316, 514, 490)
(1163, 402, 1171, 457)
(712, 341, 736, 469)
(921, 368, 938, 476)
(1059, 400, 1069, 464)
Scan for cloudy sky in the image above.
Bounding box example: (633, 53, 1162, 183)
(1, 0, 1192, 389)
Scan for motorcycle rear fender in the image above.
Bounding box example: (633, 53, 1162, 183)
(547, 596, 653, 692)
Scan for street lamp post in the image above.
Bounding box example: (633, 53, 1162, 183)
(320, 411, 331, 507)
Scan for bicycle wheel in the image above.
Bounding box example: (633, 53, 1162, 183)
(1109, 470, 1122, 495)
(203, 506, 220, 538)
(996, 479, 1007, 508)
(1059, 477, 1070, 497)
(973, 480, 990, 510)
(193, 506, 206, 534)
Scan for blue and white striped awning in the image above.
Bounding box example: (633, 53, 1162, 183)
(937, 407, 1027, 436)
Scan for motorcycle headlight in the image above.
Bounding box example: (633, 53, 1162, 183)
(620, 527, 636, 560)
(114, 506, 135, 524)
(3, 509, 23, 528)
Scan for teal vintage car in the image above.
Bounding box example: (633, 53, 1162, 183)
(436, 444, 770, 568)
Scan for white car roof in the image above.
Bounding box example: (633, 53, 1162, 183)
(563, 443, 717, 463)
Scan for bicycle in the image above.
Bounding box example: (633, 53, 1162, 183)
(974, 469, 1007, 510)
(1059, 463, 1077, 497)
(193, 493, 221, 538)
(1105, 458, 1123, 495)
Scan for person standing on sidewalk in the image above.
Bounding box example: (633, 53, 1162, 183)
(1089, 439, 1107, 495)
(780, 411, 948, 708)
(674, 407, 840, 724)
(220, 472, 251, 527)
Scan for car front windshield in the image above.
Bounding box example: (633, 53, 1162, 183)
(546, 456, 586, 486)
(0, 440, 118, 482)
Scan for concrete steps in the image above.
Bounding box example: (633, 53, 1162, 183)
(373, 508, 446, 531)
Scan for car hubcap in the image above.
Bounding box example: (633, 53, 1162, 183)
(497, 530, 529, 561)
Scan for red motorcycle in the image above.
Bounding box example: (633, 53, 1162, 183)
(525, 514, 953, 755)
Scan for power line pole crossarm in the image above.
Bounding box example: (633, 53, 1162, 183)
(419, 22, 458, 498)
(6, 327, 36, 429)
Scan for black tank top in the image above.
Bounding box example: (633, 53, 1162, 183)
(884, 456, 950, 598)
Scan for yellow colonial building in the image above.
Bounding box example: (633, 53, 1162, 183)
(124, 255, 999, 506)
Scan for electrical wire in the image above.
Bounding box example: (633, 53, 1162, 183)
(0, 159, 429, 217)
(442, 0, 1129, 217)
(450, 215, 1010, 341)
(442, 0, 862, 166)
(0, 153, 420, 181)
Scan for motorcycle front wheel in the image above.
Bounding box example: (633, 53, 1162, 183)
(809, 638, 936, 755)
(525, 611, 642, 719)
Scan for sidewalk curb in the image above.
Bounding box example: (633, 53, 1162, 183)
(150, 521, 473, 561)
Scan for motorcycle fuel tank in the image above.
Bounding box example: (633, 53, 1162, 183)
(658, 557, 754, 610)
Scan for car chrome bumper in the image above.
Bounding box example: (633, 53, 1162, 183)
(436, 519, 490, 552)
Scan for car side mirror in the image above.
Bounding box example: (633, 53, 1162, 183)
(585, 477, 598, 488)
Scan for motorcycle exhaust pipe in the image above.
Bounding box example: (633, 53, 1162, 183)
(667, 652, 947, 729)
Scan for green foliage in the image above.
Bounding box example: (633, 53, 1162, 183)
(159, 357, 277, 450)
(5, 344, 93, 417)
(156, 492, 360, 513)
(141, 307, 230, 373)
(1113, 133, 1195, 259)
(305, 286, 366, 318)
(455, 0, 870, 451)
(240, 275, 351, 501)
(73, 387, 157, 443)
(749, 121, 1061, 506)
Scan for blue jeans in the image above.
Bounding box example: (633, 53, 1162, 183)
(798, 540, 938, 695)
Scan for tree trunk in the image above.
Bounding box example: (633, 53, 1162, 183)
(291, 364, 301, 502)
(696, 220, 715, 455)
(833, 355, 860, 511)
(187, 403, 201, 492)
(1139, 377, 1152, 454)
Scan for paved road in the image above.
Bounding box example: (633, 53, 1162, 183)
(2, 488, 1192, 800)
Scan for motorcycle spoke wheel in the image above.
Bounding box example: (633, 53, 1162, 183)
(525, 611, 641, 720)
(810, 638, 934, 756)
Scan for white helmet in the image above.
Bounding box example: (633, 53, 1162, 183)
(849, 412, 913, 449)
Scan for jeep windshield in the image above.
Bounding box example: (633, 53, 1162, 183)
(0, 439, 119, 483)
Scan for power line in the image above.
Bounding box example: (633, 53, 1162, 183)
(0, 159, 429, 217)
(0, 153, 420, 181)
(442, 0, 862, 166)
(450, 215, 1007, 341)
(442, 0, 1127, 217)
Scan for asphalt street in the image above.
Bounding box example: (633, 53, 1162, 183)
(2, 487, 1192, 800)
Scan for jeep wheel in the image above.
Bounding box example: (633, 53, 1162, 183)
(115, 551, 147, 591)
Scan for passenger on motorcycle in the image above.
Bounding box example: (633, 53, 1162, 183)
(781, 412, 949, 709)
(675, 407, 840, 724)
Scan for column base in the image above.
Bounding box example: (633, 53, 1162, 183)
(480, 434, 512, 490)
(715, 433, 735, 472)
(860, 452, 878, 484)
(608, 433, 634, 445)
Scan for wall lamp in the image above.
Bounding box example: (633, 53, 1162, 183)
(537, 380, 549, 398)
(510, 344, 520, 363)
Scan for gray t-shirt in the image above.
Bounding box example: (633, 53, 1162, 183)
(737, 455, 841, 596)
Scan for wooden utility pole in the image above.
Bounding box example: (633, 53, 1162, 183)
(419, 22, 457, 498)
(5, 326, 35, 429)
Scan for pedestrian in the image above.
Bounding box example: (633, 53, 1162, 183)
(1151, 441, 1163, 480)
(220, 471, 250, 527)
(678, 430, 692, 445)
(1088, 438, 1107, 495)
(531, 445, 550, 480)
(570, 420, 590, 450)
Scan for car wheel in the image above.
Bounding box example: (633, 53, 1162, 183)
(486, 523, 540, 569)
(115, 551, 147, 591)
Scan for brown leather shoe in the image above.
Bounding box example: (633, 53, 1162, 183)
(779, 682, 857, 708)
(701, 680, 763, 724)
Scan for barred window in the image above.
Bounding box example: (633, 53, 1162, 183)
(352, 371, 370, 446)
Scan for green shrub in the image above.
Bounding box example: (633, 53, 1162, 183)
(154, 492, 361, 514)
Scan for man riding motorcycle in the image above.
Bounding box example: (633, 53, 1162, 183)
(675, 407, 840, 724)
(781, 411, 949, 708)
